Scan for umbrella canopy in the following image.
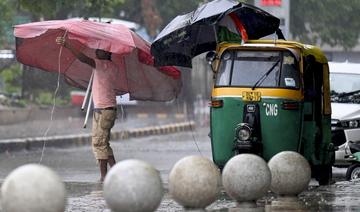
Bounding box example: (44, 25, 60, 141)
(151, 0, 281, 67)
(14, 19, 181, 101)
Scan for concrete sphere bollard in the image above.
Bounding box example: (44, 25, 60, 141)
(222, 154, 271, 204)
(103, 159, 163, 212)
(169, 156, 221, 209)
(268, 151, 311, 196)
(1, 164, 66, 212)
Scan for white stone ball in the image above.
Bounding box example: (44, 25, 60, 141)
(169, 156, 221, 209)
(222, 154, 271, 202)
(268, 151, 311, 195)
(1, 164, 66, 212)
(103, 159, 163, 212)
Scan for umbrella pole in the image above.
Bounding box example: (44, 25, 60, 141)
(83, 90, 93, 128)
(81, 70, 94, 111)
(83, 69, 95, 128)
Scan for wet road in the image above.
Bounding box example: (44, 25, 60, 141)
(0, 127, 359, 211)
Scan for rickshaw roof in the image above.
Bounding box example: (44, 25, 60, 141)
(217, 40, 328, 64)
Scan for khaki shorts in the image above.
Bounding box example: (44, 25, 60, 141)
(92, 109, 117, 160)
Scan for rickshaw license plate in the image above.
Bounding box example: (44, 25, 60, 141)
(242, 91, 261, 101)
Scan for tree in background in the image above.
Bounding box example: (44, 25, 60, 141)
(1, 0, 360, 49)
(291, 0, 360, 50)
(118, 0, 202, 39)
(141, 0, 163, 38)
(0, 0, 16, 48)
(17, 0, 125, 20)
(154, 0, 202, 32)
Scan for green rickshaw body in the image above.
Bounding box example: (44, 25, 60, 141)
(211, 94, 302, 164)
(209, 40, 334, 183)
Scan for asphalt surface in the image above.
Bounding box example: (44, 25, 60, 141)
(1, 126, 360, 211)
(0, 127, 214, 211)
(0, 125, 210, 183)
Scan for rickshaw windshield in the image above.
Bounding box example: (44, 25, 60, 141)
(215, 50, 300, 89)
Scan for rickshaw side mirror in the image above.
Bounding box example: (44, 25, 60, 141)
(206, 51, 217, 64)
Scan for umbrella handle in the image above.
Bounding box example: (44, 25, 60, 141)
(81, 70, 94, 110)
(63, 29, 69, 38)
(83, 90, 93, 128)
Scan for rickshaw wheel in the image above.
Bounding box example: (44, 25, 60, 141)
(346, 163, 360, 181)
(315, 165, 332, 185)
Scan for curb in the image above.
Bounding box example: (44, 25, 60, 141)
(0, 121, 195, 153)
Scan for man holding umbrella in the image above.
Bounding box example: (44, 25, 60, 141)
(56, 36, 117, 182)
(15, 19, 181, 182)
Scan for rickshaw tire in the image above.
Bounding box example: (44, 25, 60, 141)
(317, 165, 332, 186)
(346, 163, 360, 181)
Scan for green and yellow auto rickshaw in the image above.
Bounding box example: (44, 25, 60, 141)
(207, 40, 335, 185)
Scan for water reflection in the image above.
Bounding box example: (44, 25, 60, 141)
(61, 180, 360, 211)
(298, 181, 360, 211)
(2, 176, 360, 211)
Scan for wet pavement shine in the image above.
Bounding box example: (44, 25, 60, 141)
(61, 180, 360, 212)
(0, 127, 360, 211)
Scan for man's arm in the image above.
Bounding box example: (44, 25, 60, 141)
(56, 37, 95, 68)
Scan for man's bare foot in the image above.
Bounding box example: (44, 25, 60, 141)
(99, 177, 105, 183)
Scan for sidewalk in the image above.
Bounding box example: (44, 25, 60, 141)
(0, 114, 195, 153)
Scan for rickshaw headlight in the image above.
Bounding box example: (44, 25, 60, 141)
(236, 123, 252, 141)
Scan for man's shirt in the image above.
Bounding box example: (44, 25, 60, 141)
(92, 59, 118, 108)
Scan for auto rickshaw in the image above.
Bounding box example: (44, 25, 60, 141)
(206, 40, 335, 185)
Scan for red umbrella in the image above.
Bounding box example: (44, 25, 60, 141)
(14, 19, 181, 102)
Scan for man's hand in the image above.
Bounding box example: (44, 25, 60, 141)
(56, 37, 66, 46)
(55, 36, 96, 68)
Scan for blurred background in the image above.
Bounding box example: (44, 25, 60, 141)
(1, 0, 360, 136)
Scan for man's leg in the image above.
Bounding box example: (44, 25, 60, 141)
(107, 135, 116, 168)
(92, 111, 110, 182)
(108, 155, 116, 167)
(99, 159, 108, 182)
(102, 110, 117, 168)
(92, 109, 117, 180)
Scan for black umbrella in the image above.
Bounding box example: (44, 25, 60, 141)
(151, 0, 282, 67)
